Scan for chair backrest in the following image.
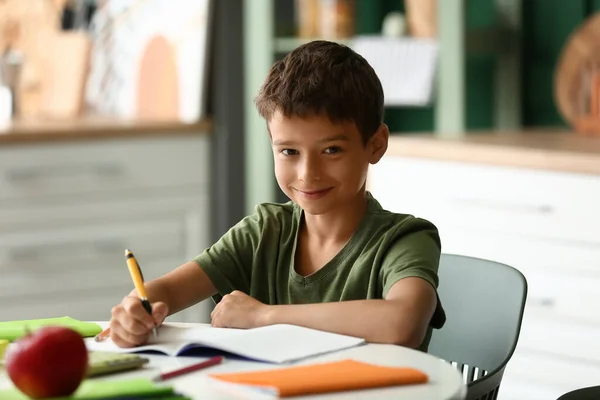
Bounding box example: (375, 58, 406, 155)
(428, 254, 527, 378)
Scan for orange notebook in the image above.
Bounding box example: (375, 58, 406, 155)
(208, 359, 428, 398)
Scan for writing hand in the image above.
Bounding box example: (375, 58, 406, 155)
(109, 295, 168, 348)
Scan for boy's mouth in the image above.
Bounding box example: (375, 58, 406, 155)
(295, 187, 333, 200)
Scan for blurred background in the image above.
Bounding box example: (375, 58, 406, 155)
(1, 1, 600, 399)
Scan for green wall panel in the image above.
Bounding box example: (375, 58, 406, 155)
(385, 107, 435, 132)
(466, 55, 494, 129)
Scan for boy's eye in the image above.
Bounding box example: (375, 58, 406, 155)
(281, 149, 298, 156)
(324, 146, 342, 154)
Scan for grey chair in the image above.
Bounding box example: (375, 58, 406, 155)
(428, 254, 528, 400)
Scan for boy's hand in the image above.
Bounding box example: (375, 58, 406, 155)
(211, 290, 270, 329)
(109, 295, 169, 348)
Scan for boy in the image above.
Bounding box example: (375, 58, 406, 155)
(109, 40, 445, 352)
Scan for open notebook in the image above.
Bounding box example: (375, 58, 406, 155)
(86, 324, 365, 364)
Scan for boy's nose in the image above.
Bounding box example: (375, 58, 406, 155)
(298, 156, 322, 182)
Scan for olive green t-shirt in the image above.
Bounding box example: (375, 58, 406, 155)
(192, 192, 445, 351)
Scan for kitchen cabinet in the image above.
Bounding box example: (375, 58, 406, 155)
(368, 131, 600, 400)
(0, 124, 213, 324)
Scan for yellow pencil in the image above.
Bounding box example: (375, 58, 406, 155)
(125, 249, 158, 338)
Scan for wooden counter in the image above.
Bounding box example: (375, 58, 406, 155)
(0, 116, 212, 145)
(386, 129, 600, 175)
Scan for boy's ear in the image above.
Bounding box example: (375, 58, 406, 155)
(368, 123, 389, 164)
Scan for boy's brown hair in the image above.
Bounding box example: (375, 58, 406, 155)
(255, 40, 384, 144)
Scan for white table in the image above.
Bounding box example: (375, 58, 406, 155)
(0, 323, 467, 399)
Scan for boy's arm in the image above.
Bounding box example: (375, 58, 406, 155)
(211, 276, 437, 348)
(141, 262, 218, 315)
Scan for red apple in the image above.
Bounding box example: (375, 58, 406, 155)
(5, 326, 88, 399)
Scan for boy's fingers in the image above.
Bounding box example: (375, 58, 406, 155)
(109, 319, 143, 348)
(210, 305, 222, 324)
(122, 296, 145, 314)
(111, 323, 148, 347)
(110, 328, 137, 348)
(152, 302, 169, 325)
(111, 305, 151, 335)
(122, 296, 155, 328)
(210, 300, 224, 320)
(120, 314, 151, 335)
(211, 313, 224, 328)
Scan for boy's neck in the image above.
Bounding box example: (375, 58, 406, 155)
(302, 191, 368, 245)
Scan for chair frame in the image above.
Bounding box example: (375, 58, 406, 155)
(430, 254, 528, 400)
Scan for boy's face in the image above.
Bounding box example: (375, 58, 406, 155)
(269, 111, 388, 216)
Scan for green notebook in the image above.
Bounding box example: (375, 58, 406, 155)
(0, 317, 102, 341)
(0, 377, 190, 399)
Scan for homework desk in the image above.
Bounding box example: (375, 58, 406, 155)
(0, 323, 467, 400)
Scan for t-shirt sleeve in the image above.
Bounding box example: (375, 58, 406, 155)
(191, 207, 265, 302)
(380, 217, 442, 297)
(380, 217, 446, 329)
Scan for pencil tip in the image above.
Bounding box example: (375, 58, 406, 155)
(125, 249, 131, 256)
